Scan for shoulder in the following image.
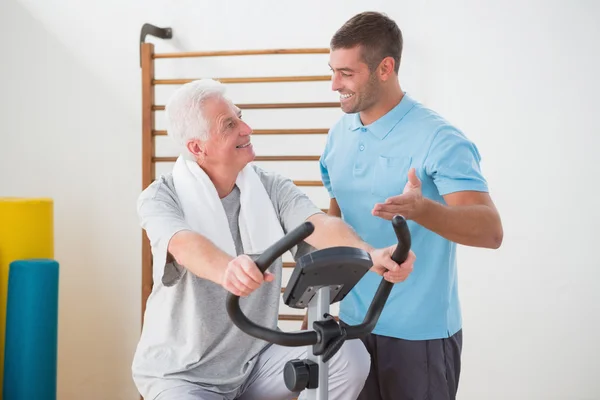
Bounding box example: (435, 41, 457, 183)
(251, 165, 290, 195)
(403, 98, 477, 152)
(137, 174, 181, 211)
(406, 100, 458, 135)
(419, 119, 483, 169)
(250, 164, 312, 209)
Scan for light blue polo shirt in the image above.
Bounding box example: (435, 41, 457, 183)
(320, 93, 489, 340)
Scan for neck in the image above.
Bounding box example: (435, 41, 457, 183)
(360, 81, 404, 126)
(199, 162, 238, 198)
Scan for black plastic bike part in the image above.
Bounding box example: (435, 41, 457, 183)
(282, 247, 372, 309)
(344, 215, 411, 339)
(255, 221, 315, 273)
(311, 314, 348, 363)
(284, 359, 319, 392)
(226, 222, 319, 346)
(311, 315, 342, 356)
(321, 331, 347, 363)
(139, 23, 173, 66)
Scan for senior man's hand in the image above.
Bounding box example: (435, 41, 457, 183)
(221, 255, 275, 296)
(369, 246, 416, 283)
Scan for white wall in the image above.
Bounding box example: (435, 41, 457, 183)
(1, 0, 599, 399)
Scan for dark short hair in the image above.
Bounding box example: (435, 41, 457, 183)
(330, 11, 403, 74)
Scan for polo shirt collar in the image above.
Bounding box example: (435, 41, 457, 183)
(349, 92, 416, 140)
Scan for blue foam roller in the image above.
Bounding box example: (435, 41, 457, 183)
(3, 259, 59, 400)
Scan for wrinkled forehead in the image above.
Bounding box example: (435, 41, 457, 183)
(201, 96, 238, 121)
(201, 96, 241, 135)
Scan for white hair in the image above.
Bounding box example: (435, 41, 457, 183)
(164, 79, 227, 155)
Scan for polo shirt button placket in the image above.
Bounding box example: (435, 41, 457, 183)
(359, 128, 366, 152)
(353, 140, 367, 175)
(353, 127, 368, 174)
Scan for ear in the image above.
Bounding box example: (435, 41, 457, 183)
(378, 56, 396, 81)
(186, 139, 206, 159)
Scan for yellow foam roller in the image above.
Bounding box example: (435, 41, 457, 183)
(0, 198, 53, 399)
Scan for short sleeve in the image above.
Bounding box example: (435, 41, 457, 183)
(263, 171, 323, 260)
(425, 128, 489, 196)
(137, 179, 192, 286)
(272, 176, 324, 235)
(319, 130, 335, 198)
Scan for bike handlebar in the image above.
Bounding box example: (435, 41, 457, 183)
(345, 215, 411, 339)
(226, 215, 412, 346)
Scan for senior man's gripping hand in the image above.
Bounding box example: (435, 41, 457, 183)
(369, 245, 415, 283)
(167, 230, 274, 297)
(221, 255, 275, 297)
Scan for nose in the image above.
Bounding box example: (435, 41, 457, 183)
(240, 120, 252, 136)
(331, 73, 342, 92)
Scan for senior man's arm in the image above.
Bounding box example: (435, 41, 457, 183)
(138, 179, 275, 296)
(138, 178, 237, 288)
(303, 213, 373, 253)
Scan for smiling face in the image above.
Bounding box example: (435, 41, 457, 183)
(329, 45, 383, 115)
(186, 95, 254, 174)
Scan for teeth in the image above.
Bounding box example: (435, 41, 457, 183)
(340, 93, 354, 99)
(237, 142, 251, 148)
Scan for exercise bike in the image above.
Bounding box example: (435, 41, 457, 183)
(226, 215, 411, 400)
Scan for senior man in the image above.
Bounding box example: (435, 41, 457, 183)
(131, 79, 416, 400)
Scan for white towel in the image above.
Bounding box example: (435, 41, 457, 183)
(172, 155, 284, 259)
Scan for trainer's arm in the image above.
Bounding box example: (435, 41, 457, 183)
(416, 191, 503, 248)
(373, 129, 503, 249)
(373, 184, 503, 249)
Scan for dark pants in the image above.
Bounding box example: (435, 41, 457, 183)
(354, 328, 463, 400)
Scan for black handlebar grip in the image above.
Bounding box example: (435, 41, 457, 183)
(254, 221, 315, 273)
(391, 215, 411, 265)
(345, 214, 412, 339)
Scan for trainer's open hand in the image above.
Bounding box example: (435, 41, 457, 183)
(369, 245, 416, 283)
(221, 255, 275, 296)
(372, 168, 424, 221)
